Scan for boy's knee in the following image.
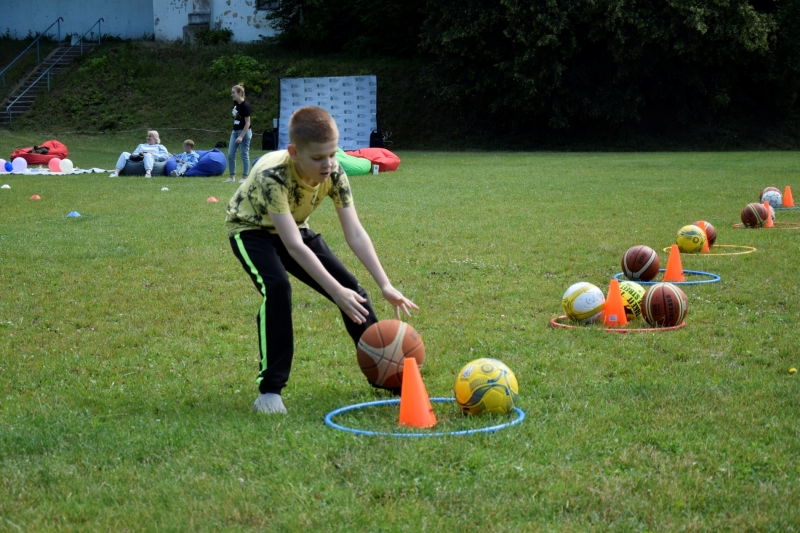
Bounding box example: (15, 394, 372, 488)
(265, 278, 292, 299)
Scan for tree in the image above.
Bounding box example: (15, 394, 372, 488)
(420, 0, 778, 129)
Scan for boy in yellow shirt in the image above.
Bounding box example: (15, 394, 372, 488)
(225, 106, 418, 414)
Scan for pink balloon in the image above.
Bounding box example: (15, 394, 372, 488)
(49, 158, 62, 172)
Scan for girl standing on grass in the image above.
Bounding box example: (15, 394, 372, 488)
(225, 84, 252, 183)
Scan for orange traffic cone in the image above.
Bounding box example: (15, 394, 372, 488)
(398, 357, 437, 428)
(603, 278, 628, 327)
(30, 194, 41, 200)
(783, 186, 795, 207)
(663, 244, 685, 282)
(763, 201, 774, 228)
(207, 196, 218, 203)
(697, 220, 710, 253)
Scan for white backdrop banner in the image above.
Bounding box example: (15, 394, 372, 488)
(279, 76, 377, 151)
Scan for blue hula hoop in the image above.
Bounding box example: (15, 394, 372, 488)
(775, 207, 800, 211)
(324, 397, 525, 437)
(613, 269, 720, 286)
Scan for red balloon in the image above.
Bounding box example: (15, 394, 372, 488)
(48, 158, 62, 172)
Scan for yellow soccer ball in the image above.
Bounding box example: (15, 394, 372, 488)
(562, 282, 605, 323)
(454, 358, 519, 416)
(619, 280, 645, 319)
(676, 224, 706, 253)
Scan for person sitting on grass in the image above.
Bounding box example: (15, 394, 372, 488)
(170, 139, 199, 177)
(225, 106, 419, 415)
(109, 130, 170, 178)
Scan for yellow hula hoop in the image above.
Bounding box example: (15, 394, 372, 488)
(661, 244, 757, 256)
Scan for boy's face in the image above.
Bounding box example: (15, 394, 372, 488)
(183, 145, 192, 153)
(288, 139, 339, 187)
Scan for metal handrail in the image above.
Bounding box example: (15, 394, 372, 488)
(0, 18, 63, 91)
(4, 18, 104, 125)
(73, 18, 105, 53)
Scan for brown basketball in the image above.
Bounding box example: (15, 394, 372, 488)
(622, 245, 661, 281)
(692, 220, 717, 247)
(759, 187, 780, 202)
(740, 202, 768, 228)
(357, 320, 425, 389)
(642, 282, 688, 327)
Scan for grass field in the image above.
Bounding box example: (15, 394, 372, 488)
(1, 134, 799, 531)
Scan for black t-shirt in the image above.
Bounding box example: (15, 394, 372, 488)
(232, 100, 252, 131)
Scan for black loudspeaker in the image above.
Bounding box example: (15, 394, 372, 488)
(262, 129, 278, 151)
(369, 130, 385, 148)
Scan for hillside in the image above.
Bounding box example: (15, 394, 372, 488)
(5, 40, 799, 150)
(7, 41, 468, 150)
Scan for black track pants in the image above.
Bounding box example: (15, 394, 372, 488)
(230, 229, 378, 394)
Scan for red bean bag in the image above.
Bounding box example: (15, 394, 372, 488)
(10, 140, 69, 165)
(344, 148, 401, 172)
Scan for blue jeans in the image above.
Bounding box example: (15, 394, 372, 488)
(228, 129, 252, 177)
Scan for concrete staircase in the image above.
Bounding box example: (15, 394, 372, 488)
(0, 43, 95, 126)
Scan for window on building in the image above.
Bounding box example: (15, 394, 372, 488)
(256, 0, 279, 9)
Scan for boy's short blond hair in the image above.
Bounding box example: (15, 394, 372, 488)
(289, 106, 338, 148)
(183, 139, 195, 149)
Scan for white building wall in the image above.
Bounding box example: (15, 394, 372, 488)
(2, 0, 275, 43)
(1, 0, 153, 41)
(210, 0, 277, 43)
(153, 0, 192, 41)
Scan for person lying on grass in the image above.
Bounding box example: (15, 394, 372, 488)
(225, 106, 418, 414)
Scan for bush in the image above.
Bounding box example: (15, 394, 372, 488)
(196, 28, 234, 45)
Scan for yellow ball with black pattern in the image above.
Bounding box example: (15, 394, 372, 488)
(454, 358, 519, 416)
(618, 280, 645, 320)
(676, 224, 706, 253)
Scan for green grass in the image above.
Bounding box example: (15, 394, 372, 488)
(1, 136, 800, 531)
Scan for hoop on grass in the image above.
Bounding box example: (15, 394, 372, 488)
(612, 269, 720, 286)
(661, 245, 756, 256)
(550, 315, 686, 333)
(324, 397, 525, 437)
(732, 222, 800, 230)
(775, 207, 800, 211)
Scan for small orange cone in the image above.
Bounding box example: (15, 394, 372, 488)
(207, 196, 218, 203)
(398, 357, 437, 428)
(783, 186, 795, 207)
(663, 244, 685, 282)
(697, 220, 710, 253)
(763, 201, 774, 228)
(30, 194, 41, 200)
(603, 278, 628, 327)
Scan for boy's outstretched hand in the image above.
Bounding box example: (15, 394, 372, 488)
(382, 285, 419, 319)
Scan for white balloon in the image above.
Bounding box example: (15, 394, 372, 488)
(12, 157, 27, 172)
(60, 159, 74, 173)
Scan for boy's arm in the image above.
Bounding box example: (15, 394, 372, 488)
(337, 206, 418, 319)
(270, 212, 371, 324)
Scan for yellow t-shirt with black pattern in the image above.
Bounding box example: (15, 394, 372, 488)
(225, 150, 353, 236)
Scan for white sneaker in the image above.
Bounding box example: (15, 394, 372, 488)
(145, 170, 152, 178)
(224, 177, 236, 182)
(170, 170, 178, 177)
(109, 170, 119, 178)
(252, 393, 287, 414)
(239, 177, 246, 183)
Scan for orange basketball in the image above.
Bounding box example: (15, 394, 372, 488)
(740, 202, 768, 228)
(642, 283, 688, 327)
(357, 320, 425, 390)
(622, 245, 661, 281)
(692, 220, 717, 247)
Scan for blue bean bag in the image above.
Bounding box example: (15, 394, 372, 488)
(165, 149, 227, 177)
